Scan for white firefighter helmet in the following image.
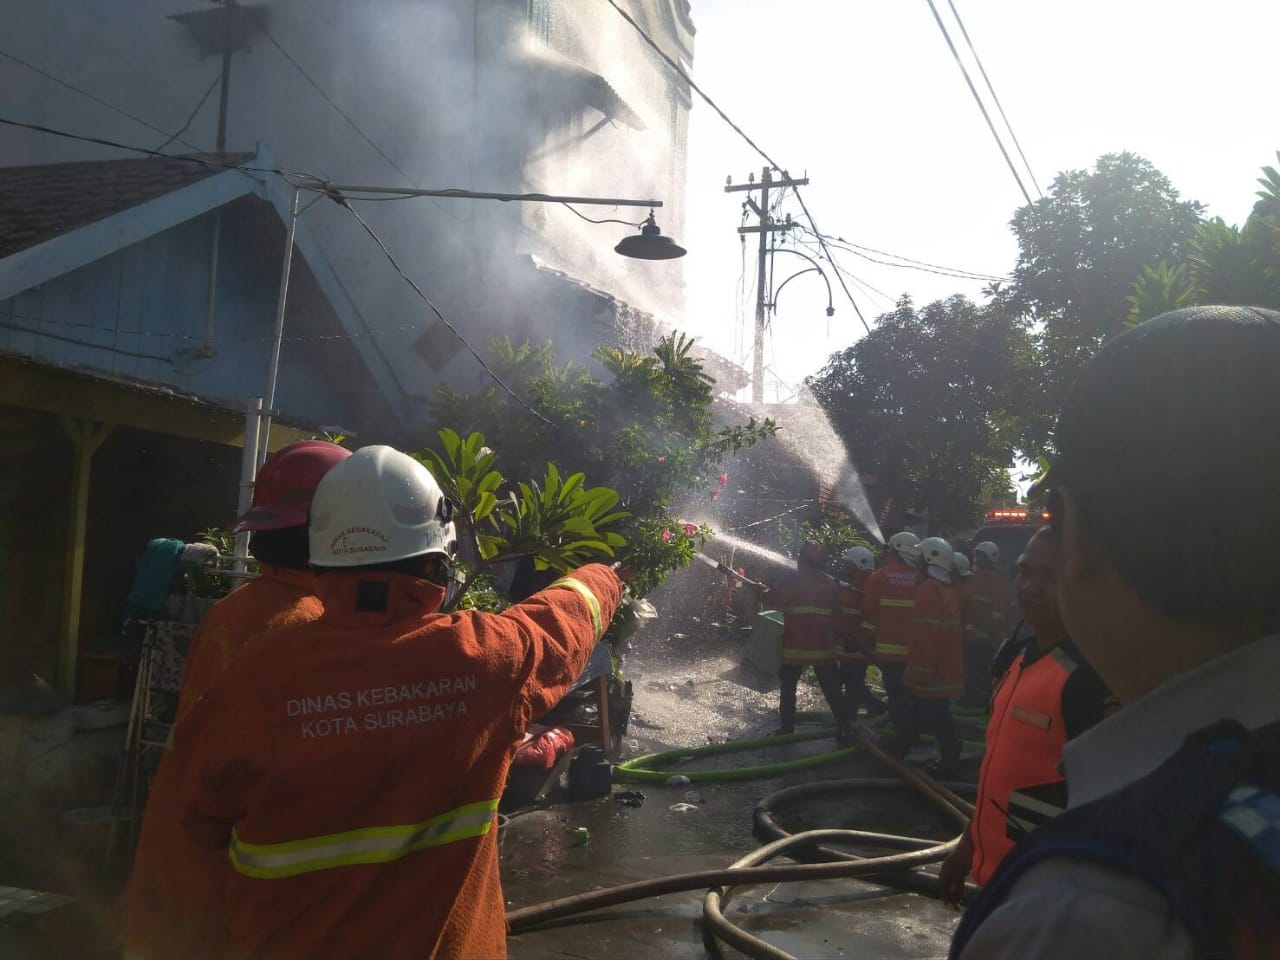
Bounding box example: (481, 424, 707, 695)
(920, 536, 954, 576)
(888, 531, 921, 563)
(974, 541, 1000, 567)
(308, 445, 457, 567)
(842, 545, 876, 573)
(953, 553, 972, 578)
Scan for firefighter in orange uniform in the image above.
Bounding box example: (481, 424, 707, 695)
(168, 446, 621, 960)
(897, 537, 964, 777)
(834, 545, 885, 731)
(862, 531, 921, 750)
(124, 439, 349, 960)
(940, 527, 1112, 903)
(961, 540, 1009, 705)
(763, 541, 848, 736)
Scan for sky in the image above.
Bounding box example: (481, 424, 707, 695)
(680, 0, 1280, 400)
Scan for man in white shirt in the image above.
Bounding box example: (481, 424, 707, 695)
(949, 306, 1280, 960)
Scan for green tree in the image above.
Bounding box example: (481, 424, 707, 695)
(808, 295, 1035, 533)
(422, 332, 775, 597)
(1127, 153, 1280, 324)
(1006, 152, 1204, 428)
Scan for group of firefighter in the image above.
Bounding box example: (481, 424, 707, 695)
(765, 530, 1010, 777)
(122, 304, 1280, 960)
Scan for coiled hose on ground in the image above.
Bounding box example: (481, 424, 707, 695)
(507, 730, 976, 959)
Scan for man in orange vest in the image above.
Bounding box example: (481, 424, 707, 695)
(940, 527, 1111, 903)
(764, 541, 847, 736)
(125, 439, 350, 960)
(167, 446, 620, 960)
(862, 531, 921, 751)
(834, 546, 885, 731)
(961, 541, 1009, 706)
(896, 536, 965, 776)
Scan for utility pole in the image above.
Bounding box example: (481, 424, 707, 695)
(215, 0, 236, 153)
(726, 167, 809, 403)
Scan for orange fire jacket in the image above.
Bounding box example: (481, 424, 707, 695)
(766, 565, 839, 665)
(177, 565, 322, 720)
(835, 569, 872, 662)
(861, 556, 918, 664)
(168, 563, 619, 960)
(125, 566, 325, 960)
(903, 577, 964, 699)
(964, 567, 1008, 647)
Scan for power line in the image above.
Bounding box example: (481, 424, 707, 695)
(945, 0, 1042, 198)
(0, 114, 292, 177)
(156, 71, 221, 152)
(0, 46, 201, 153)
(602, 0, 870, 333)
(329, 194, 558, 429)
(262, 25, 461, 222)
(922, 0, 1033, 206)
(797, 225, 1007, 282)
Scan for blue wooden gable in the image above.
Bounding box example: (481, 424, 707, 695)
(0, 149, 407, 435)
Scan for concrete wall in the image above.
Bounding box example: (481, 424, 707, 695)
(0, 0, 695, 412)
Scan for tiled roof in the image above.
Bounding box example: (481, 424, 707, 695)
(0, 153, 251, 259)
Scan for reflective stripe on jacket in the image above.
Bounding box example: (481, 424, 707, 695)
(861, 557, 918, 663)
(971, 643, 1078, 885)
(903, 578, 963, 699)
(125, 568, 324, 960)
(768, 566, 839, 665)
(171, 563, 621, 960)
(835, 570, 871, 661)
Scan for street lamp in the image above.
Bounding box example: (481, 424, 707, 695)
(767, 247, 834, 317)
(614, 211, 687, 260)
(236, 179, 683, 570)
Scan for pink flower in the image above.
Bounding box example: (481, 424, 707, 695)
(717, 473, 729, 486)
(661, 528, 673, 542)
(657, 456, 666, 464)
(710, 490, 721, 501)
(683, 523, 697, 537)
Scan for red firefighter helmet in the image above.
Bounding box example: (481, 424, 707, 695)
(234, 440, 351, 533)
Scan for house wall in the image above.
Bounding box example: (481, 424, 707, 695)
(0, 198, 390, 437)
(0, 0, 695, 409)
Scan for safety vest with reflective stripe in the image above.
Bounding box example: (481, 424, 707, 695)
(229, 798, 500, 879)
(971, 642, 1078, 885)
(835, 571, 871, 661)
(861, 557, 918, 663)
(903, 578, 964, 699)
(769, 566, 839, 665)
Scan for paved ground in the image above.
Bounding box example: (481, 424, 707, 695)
(503, 622, 975, 960)
(0, 619, 977, 959)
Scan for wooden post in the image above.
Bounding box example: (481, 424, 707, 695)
(59, 417, 113, 697)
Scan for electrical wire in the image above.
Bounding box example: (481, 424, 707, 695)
(560, 202, 643, 226)
(922, 0, 1034, 206)
(262, 25, 461, 222)
(329, 194, 557, 429)
(797, 225, 1006, 282)
(0, 319, 174, 363)
(0, 46, 202, 153)
(945, 0, 1042, 198)
(156, 71, 222, 152)
(602, 0, 870, 334)
(0, 115, 290, 176)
